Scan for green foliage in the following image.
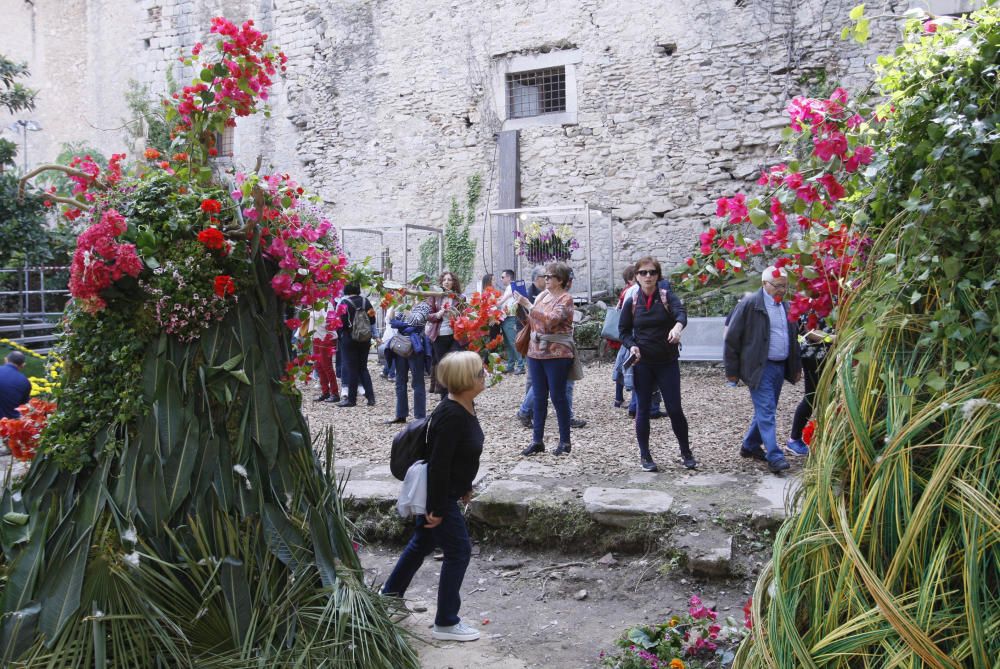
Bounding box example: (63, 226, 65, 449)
(738, 8, 1000, 667)
(39, 302, 150, 471)
(0, 139, 16, 172)
(417, 234, 441, 279)
(0, 173, 74, 267)
(0, 54, 36, 114)
(443, 174, 481, 287)
(123, 79, 172, 155)
(574, 320, 603, 349)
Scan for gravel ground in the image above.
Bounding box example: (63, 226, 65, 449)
(301, 359, 803, 479)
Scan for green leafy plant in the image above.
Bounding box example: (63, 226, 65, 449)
(417, 234, 441, 278)
(443, 174, 481, 287)
(737, 7, 1000, 667)
(0, 53, 36, 115)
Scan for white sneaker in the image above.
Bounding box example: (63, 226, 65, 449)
(431, 620, 480, 642)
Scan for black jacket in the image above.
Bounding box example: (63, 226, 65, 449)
(426, 399, 484, 515)
(724, 289, 801, 389)
(618, 280, 688, 365)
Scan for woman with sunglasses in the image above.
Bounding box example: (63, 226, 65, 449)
(515, 261, 575, 456)
(618, 256, 696, 472)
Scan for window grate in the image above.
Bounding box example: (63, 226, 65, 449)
(506, 66, 567, 119)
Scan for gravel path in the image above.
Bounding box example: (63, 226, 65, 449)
(301, 360, 804, 480)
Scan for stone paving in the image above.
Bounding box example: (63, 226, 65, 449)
(337, 455, 801, 578)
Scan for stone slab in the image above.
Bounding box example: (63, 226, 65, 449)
(510, 460, 578, 478)
(750, 474, 801, 528)
(675, 528, 734, 577)
(674, 473, 739, 487)
(469, 480, 545, 527)
(582, 487, 674, 528)
(341, 480, 400, 504)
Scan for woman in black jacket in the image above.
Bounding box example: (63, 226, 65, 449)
(618, 256, 696, 472)
(335, 283, 376, 407)
(381, 351, 485, 642)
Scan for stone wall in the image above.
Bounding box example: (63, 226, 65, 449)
(2, 0, 906, 289)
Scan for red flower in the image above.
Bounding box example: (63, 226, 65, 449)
(208, 148, 218, 157)
(685, 257, 695, 267)
(285, 317, 302, 330)
(144, 147, 161, 160)
(802, 419, 816, 446)
(197, 227, 226, 251)
(172, 152, 189, 162)
(214, 275, 236, 297)
(201, 198, 223, 214)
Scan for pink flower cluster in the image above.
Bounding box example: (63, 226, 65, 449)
(68, 209, 144, 313)
(264, 211, 347, 323)
(786, 88, 874, 172)
(682, 596, 722, 657)
(171, 17, 287, 134)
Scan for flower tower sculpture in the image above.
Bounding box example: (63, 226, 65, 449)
(0, 18, 417, 667)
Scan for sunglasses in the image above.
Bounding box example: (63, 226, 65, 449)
(542, 274, 556, 280)
(636, 269, 659, 277)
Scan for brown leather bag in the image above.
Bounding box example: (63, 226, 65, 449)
(515, 323, 531, 357)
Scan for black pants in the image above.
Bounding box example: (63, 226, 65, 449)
(343, 341, 374, 403)
(432, 334, 457, 398)
(790, 355, 821, 440)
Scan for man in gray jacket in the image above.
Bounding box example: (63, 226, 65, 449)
(724, 266, 802, 473)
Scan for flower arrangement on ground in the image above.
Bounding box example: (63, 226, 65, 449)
(2, 17, 416, 668)
(601, 596, 750, 669)
(514, 221, 580, 264)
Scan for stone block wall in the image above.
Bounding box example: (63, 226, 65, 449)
(2, 0, 904, 289)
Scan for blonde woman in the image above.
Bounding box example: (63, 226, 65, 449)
(381, 351, 486, 642)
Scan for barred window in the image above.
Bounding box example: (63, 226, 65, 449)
(506, 67, 567, 119)
(214, 126, 235, 158)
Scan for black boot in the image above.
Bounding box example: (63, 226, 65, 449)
(521, 443, 544, 456)
(553, 442, 571, 456)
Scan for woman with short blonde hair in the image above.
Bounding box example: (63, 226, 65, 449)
(382, 349, 486, 643)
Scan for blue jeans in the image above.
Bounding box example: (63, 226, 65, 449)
(394, 352, 426, 419)
(633, 360, 690, 460)
(743, 360, 786, 464)
(519, 378, 575, 419)
(527, 357, 572, 445)
(382, 498, 471, 627)
(500, 317, 524, 371)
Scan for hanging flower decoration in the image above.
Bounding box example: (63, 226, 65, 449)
(514, 222, 580, 264)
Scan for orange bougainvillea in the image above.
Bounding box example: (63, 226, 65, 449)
(0, 398, 57, 461)
(450, 287, 507, 382)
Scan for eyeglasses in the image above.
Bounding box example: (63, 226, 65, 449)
(764, 280, 788, 290)
(636, 269, 658, 277)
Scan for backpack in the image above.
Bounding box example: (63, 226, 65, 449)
(631, 284, 673, 318)
(349, 297, 372, 343)
(389, 404, 441, 480)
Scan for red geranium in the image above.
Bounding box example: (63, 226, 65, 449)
(214, 275, 236, 297)
(802, 419, 816, 446)
(200, 198, 223, 214)
(144, 148, 161, 160)
(197, 227, 226, 251)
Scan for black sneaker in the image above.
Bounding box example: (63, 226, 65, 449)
(335, 399, 357, 407)
(640, 458, 658, 472)
(517, 413, 532, 428)
(554, 442, 571, 456)
(521, 443, 544, 456)
(650, 411, 665, 420)
(767, 457, 791, 474)
(740, 447, 767, 462)
(314, 393, 330, 402)
(680, 451, 698, 470)
(569, 418, 587, 429)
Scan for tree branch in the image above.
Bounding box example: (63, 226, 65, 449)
(44, 194, 92, 211)
(17, 163, 105, 201)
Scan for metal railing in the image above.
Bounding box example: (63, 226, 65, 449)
(0, 264, 69, 354)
